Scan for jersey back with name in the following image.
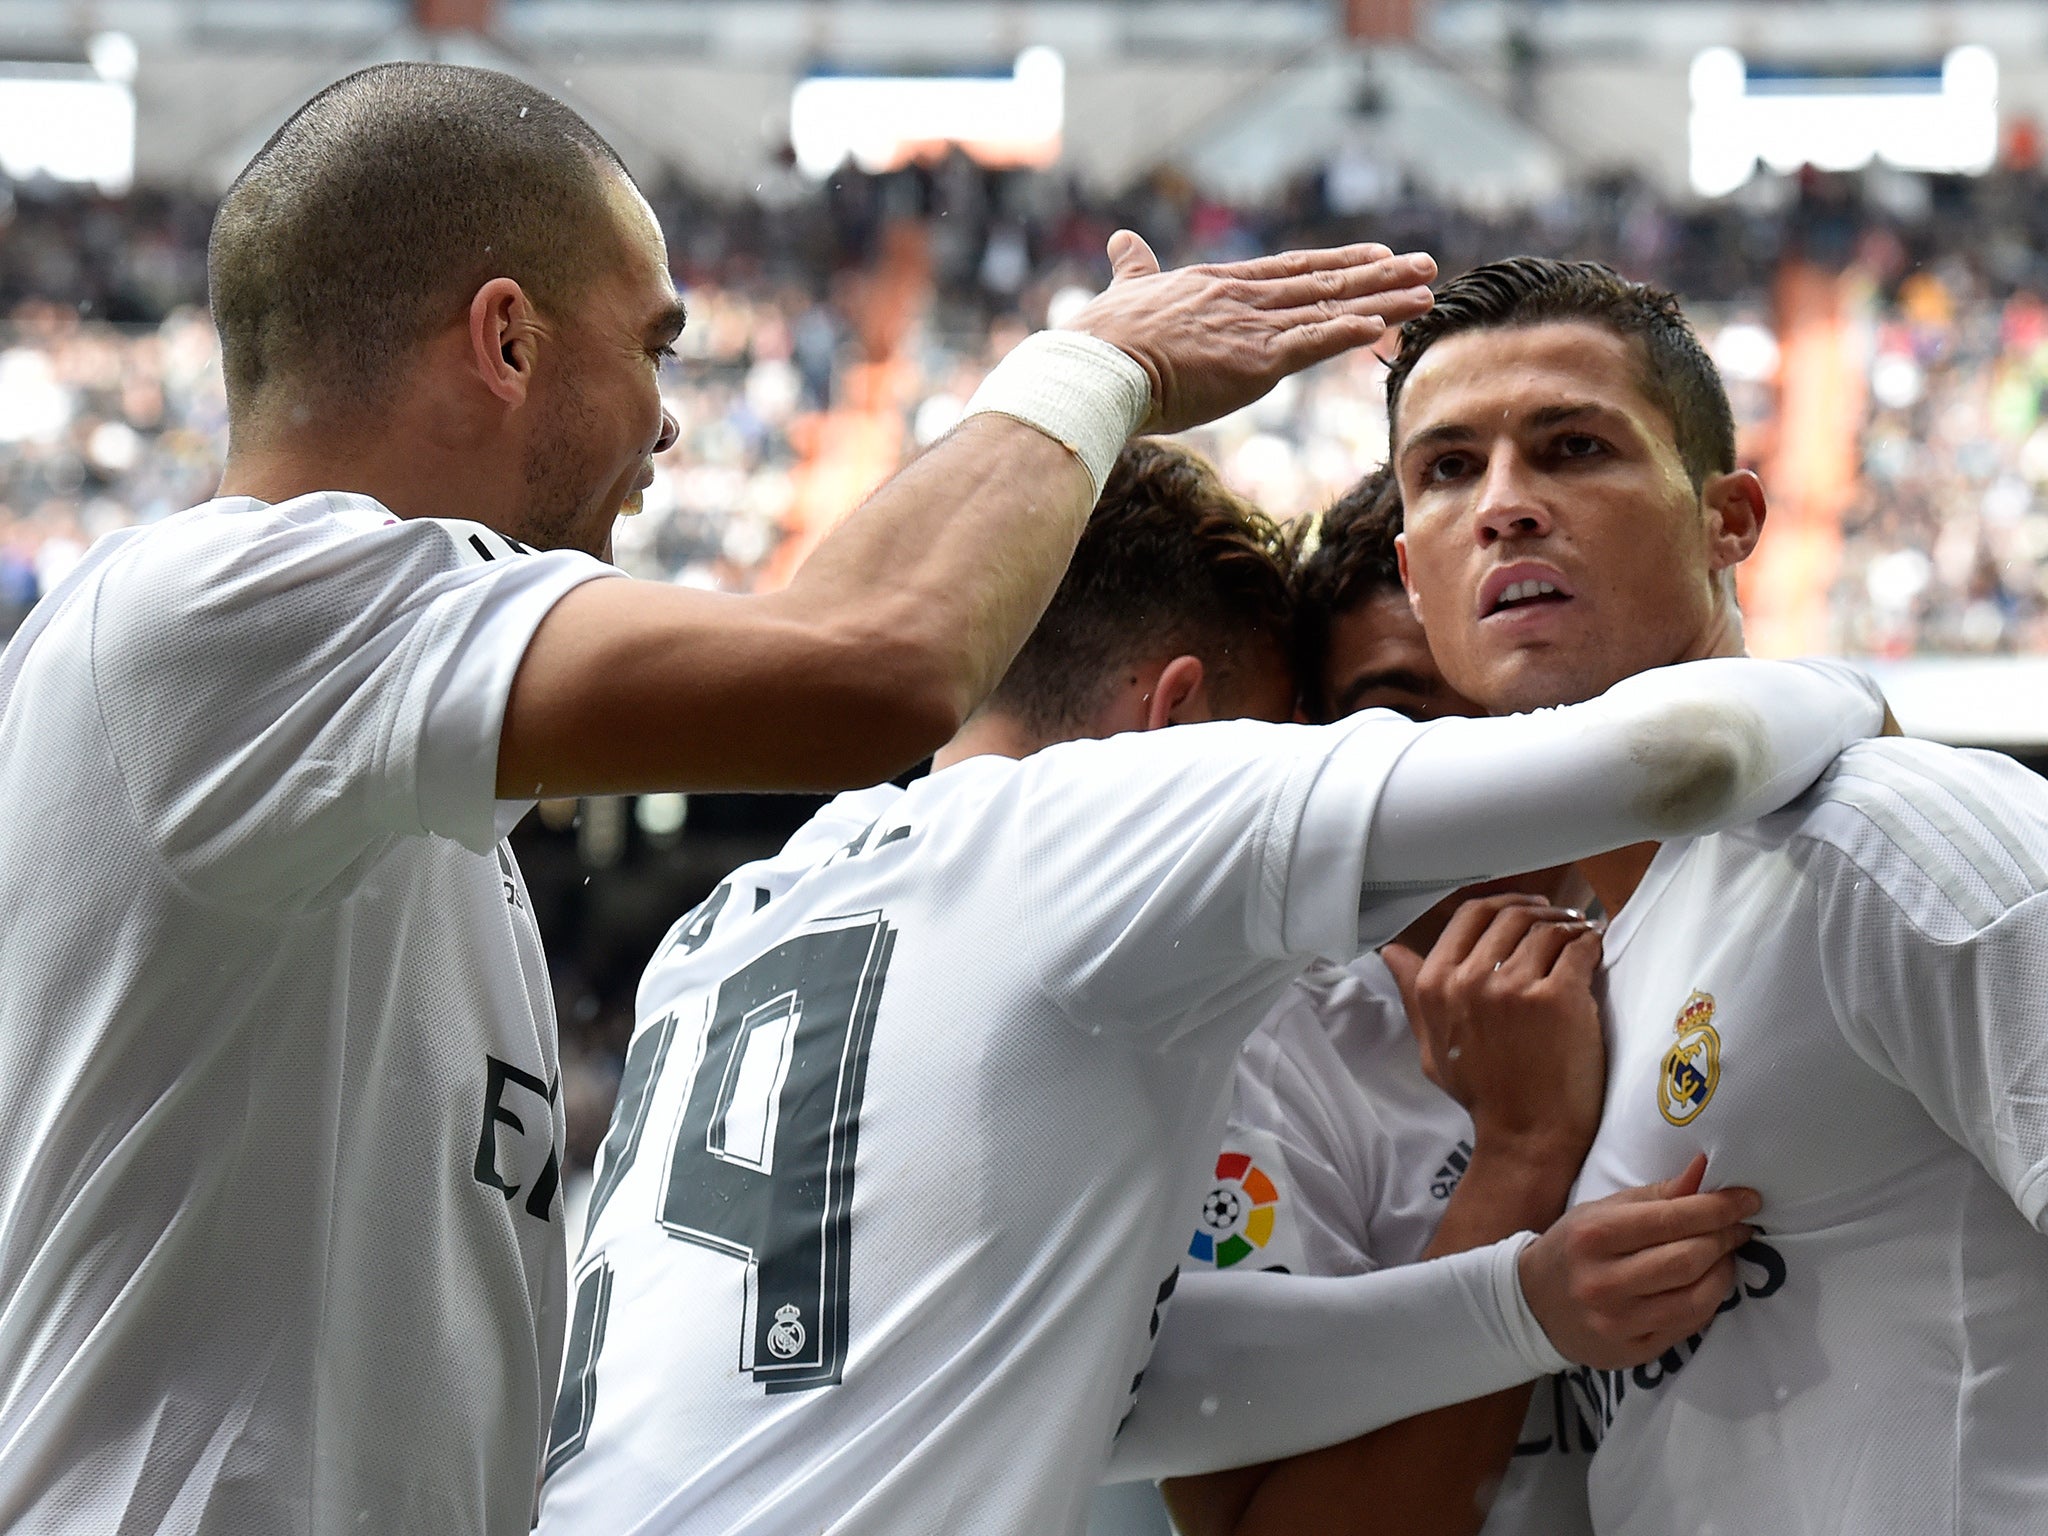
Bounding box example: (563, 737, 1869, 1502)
(538, 717, 1414, 1536)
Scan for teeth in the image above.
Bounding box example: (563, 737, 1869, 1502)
(1497, 578, 1560, 607)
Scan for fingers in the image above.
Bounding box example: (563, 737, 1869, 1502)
(1661, 1152, 1711, 1201)
(1210, 241, 1403, 280)
(1265, 313, 1392, 375)
(1494, 912, 1599, 983)
(1623, 1253, 1740, 1350)
(1603, 1222, 1753, 1298)
(1428, 893, 1554, 968)
(1106, 229, 1161, 283)
(1251, 256, 1439, 313)
(1459, 902, 1586, 977)
(1551, 926, 1604, 989)
(1379, 940, 1423, 1000)
(1587, 1186, 1762, 1252)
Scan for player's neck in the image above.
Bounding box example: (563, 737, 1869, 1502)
(219, 436, 505, 528)
(1571, 615, 1748, 916)
(930, 711, 1053, 771)
(1576, 843, 1661, 917)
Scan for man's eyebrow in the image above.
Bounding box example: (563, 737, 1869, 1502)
(1396, 422, 1475, 462)
(1333, 668, 1436, 713)
(1525, 400, 1624, 430)
(646, 300, 688, 346)
(1398, 399, 1625, 462)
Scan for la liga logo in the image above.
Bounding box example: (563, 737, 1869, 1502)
(1187, 1150, 1278, 1269)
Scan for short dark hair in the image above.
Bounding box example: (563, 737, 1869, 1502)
(985, 439, 1291, 733)
(1289, 465, 1404, 724)
(209, 63, 631, 419)
(1385, 257, 1736, 490)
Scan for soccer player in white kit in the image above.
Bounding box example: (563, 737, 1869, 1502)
(1390, 256, 2048, 1534)
(540, 438, 1883, 1536)
(1163, 468, 1601, 1536)
(0, 63, 1447, 1536)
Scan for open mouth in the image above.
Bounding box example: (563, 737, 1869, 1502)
(1480, 564, 1575, 619)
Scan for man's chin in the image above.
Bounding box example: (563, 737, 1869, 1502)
(1470, 654, 1616, 716)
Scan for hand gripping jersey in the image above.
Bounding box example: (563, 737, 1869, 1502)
(1569, 739, 2048, 1535)
(537, 659, 1884, 1536)
(1197, 954, 1594, 1534)
(0, 495, 613, 1535)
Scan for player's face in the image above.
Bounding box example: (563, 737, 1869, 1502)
(1319, 588, 1483, 724)
(1392, 322, 1734, 714)
(517, 174, 683, 558)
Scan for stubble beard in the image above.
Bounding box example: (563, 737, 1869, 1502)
(517, 384, 612, 557)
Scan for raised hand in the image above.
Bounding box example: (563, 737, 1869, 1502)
(1065, 230, 1437, 436)
(1381, 892, 1606, 1163)
(1519, 1154, 1760, 1370)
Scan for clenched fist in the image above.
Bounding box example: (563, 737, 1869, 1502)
(1065, 231, 1438, 436)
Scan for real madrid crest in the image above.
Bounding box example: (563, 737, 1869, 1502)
(766, 1303, 806, 1360)
(1658, 990, 1722, 1127)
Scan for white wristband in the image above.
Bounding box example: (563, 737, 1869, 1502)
(963, 330, 1152, 502)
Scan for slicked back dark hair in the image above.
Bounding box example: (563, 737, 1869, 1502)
(1385, 257, 1736, 491)
(209, 63, 632, 419)
(986, 438, 1292, 734)
(1289, 465, 1404, 724)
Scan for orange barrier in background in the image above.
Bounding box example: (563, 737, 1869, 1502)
(1740, 261, 1864, 657)
(759, 220, 931, 590)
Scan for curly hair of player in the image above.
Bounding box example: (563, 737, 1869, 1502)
(982, 438, 1293, 735)
(1288, 465, 1404, 724)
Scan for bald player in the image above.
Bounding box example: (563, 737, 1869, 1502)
(0, 63, 1440, 1536)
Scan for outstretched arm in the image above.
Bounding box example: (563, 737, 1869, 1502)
(1358, 658, 1884, 888)
(497, 236, 1438, 797)
(1111, 1159, 1755, 1489)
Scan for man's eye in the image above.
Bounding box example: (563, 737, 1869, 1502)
(653, 344, 678, 365)
(1557, 433, 1605, 458)
(1424, 453, 1473, 483)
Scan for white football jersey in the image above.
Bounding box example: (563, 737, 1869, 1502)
(1194, 954, 1593, 1533)
(1570, 739, 2048, 1534)
(0, 494, 613, 1535)
(538, 715, 1432, 1536)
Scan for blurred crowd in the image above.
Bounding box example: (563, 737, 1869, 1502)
(4, 159, 2048, 1163)
(8, 158, 2048, 1164)
(7, 158, 2048, 659)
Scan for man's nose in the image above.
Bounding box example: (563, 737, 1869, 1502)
(654, 407, 680, 455)
(1474, 454, 1553, 545)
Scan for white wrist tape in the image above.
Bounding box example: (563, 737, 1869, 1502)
(963, 330, 1152, 502)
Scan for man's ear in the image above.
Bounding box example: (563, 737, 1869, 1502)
(1145, 654, 1208, 731)
(469, 278, 542, 407)
(1702, 468, 1767, 574)
(1395, 532, 1426, 627)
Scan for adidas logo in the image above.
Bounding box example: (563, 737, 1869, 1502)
(1430, 1139, 1474, 1200)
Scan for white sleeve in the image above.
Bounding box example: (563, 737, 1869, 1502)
(1012, 714, 1420, 1038)
(1817, 809, 2048, 1232)
(1213, 1000, 1384, 1277)
(91, 499, 615, 907)
(1343, 657, 1884, 889)
(1103, 1233, 1566, 1483)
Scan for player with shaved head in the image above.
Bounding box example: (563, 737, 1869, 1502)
(1384, 256, 2048, 1534)
(541, 435, 1885, 1536)
(0, 60, 1452, 1536)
